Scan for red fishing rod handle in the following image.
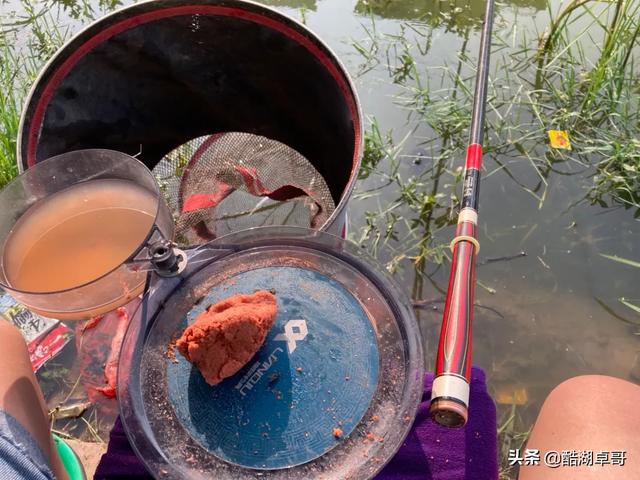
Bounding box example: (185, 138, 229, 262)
(430, 0, 494, 428)
(429, 145, 482, 428)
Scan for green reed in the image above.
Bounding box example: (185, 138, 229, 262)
(353, 0, 640, 284)
(0, 0, 120, 187)
(533, 0, 640, 213)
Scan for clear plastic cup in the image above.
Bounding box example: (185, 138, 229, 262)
(0, 149, 174, 320)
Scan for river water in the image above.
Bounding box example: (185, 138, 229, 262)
(2, 0, 639, 477)
(264, 0, 640, 441)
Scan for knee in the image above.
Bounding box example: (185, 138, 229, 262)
(544, 375, 640, 410)
(528, 374, 640, 451)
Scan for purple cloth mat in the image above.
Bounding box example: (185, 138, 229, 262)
(376, 367, 497, 480)
(94, 367, 496, 480)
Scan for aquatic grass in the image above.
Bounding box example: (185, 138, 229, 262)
(600, 253, 640, 269)
(22, 2, 69, 60)
(351, 9, 381, 76)
(360, 117, 394, 180)
(526, 0, 640, 214)
(580, 9, 640, 118)
(599, 253, 640, 315)
(0, 0, 636, 472)
(497, 402, 532, 480)
(0, 1, 72, 187)
(587, 134, 640, 213)
(594, 296, 640, 327)
(351, 0, 640, 311)
(620, 298, 640, 315)
(0, 0, 123, 187)
(353, 115, 458, 277)
(0, 39, 50, 187)
(353, 13, 535, 294)
(0, 46, 22, 187)
(48, 0, 123, 21)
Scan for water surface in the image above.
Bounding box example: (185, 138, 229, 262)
(3, 0, 639, 477)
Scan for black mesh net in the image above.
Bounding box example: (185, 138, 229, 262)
(152, 132, 335, 246)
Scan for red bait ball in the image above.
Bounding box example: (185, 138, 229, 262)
(176, 290, 277, 386)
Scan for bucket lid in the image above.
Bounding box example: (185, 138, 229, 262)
(118, 227, 424, 479)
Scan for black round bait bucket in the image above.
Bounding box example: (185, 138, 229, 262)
(17, 0, 362, 234)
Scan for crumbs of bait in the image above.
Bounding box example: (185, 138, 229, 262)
(268, 372, 280, 385)
(165, 334, 179, 363)
(332, 428, 343, 439)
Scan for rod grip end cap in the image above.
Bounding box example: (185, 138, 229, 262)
(429, 399, 468, 428)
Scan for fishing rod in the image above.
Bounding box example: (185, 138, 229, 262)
(429, 0, 495, 428)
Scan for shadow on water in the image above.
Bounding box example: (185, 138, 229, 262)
(354, 0, 546, 26)
(258, 0, 317, 10)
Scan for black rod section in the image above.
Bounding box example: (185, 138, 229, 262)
(469, 0, 495, 145)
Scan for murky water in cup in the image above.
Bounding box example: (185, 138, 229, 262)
(3, 179, 156, 317)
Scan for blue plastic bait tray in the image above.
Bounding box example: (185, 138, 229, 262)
(118, 227, 423, 479)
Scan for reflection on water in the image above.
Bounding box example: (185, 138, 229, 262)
(259, 0, 547, 24)
(258, 0, 317, 9)
(354, 0, 545, 25)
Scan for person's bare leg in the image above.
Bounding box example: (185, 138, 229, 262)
(519, 375, 640, 479)
(0, 321, 68, 479)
